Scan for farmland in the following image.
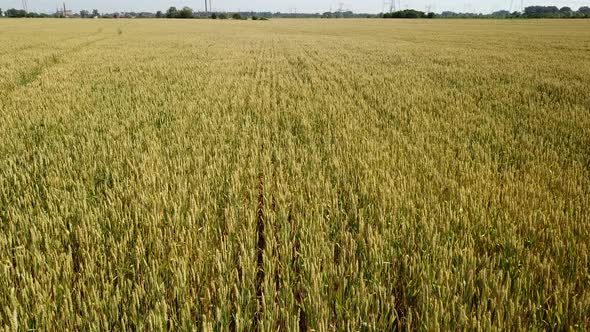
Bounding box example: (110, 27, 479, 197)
(1, 18, 589, 330)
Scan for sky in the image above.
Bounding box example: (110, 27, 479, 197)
(2, 0, 589, 14)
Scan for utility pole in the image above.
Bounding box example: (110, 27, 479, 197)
(63, 2, 67, 17)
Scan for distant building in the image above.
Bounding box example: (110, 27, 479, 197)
(56, 9, 73, 17)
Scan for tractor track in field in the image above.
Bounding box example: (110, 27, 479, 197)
(0, 28, 110, 57)
(247, 40, 309, 331)
(253, 171, 266, 331)
(0, 35, 81, 57)
(3, 34, 113, 96)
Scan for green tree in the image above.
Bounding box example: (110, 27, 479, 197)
(383, 9, 426, 18)
(178, 7, 193, 18)
(6, 8, 27, 17)
(577, 6, 590, 17)
(156, 10, 163, 18)
(524, 6, 560, 18)
(166, 6, 178, 18)
(559, 6, 572, 17)
(92, 9, 99, 17)
(232, 13, 242, 19)
(0, 8, 3, 17)
(80, 10, 89, 18)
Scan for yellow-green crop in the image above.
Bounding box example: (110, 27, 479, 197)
(1, 18, 589, 330)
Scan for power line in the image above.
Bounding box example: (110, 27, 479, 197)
(383, 0, 396, 13)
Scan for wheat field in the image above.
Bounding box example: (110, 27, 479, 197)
(1, 18, 589, 330)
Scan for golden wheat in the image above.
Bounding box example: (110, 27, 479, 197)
(0, 18, 589, 330)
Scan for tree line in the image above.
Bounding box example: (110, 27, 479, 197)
(1, 8, 53, 18)
(1, 5, 589, 19)
(424, 6, 590, 19)
(0, 7, 269, 19)
(383, 10, 435, 18)
(521, 6, 590, 18)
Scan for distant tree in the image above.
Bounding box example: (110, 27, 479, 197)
(92, 9, 100, 17)
(210, 12, 217, 19)
(166, 6, 178, 18)
(559, 6, 572, 17)
(342, 11, 354, 18)
(6, 8, 27, 17)
(218, 13, 228, 19)
(156, 10, 163, 18)
(492, 10, 511, 17)
(427, 12, 436, 18)
(524, 6, 560, 18)
(252, 15, 259, 20)
(178, 7, 193, 18)
(577, 6, 590, 17)
(384, 9, 426, 18)
(232, 13, 242, 19)
(0, 8, 3, 17)
(80, 10, 89, 18)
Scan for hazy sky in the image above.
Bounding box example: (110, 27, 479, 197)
(2, 0, 589, 14)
